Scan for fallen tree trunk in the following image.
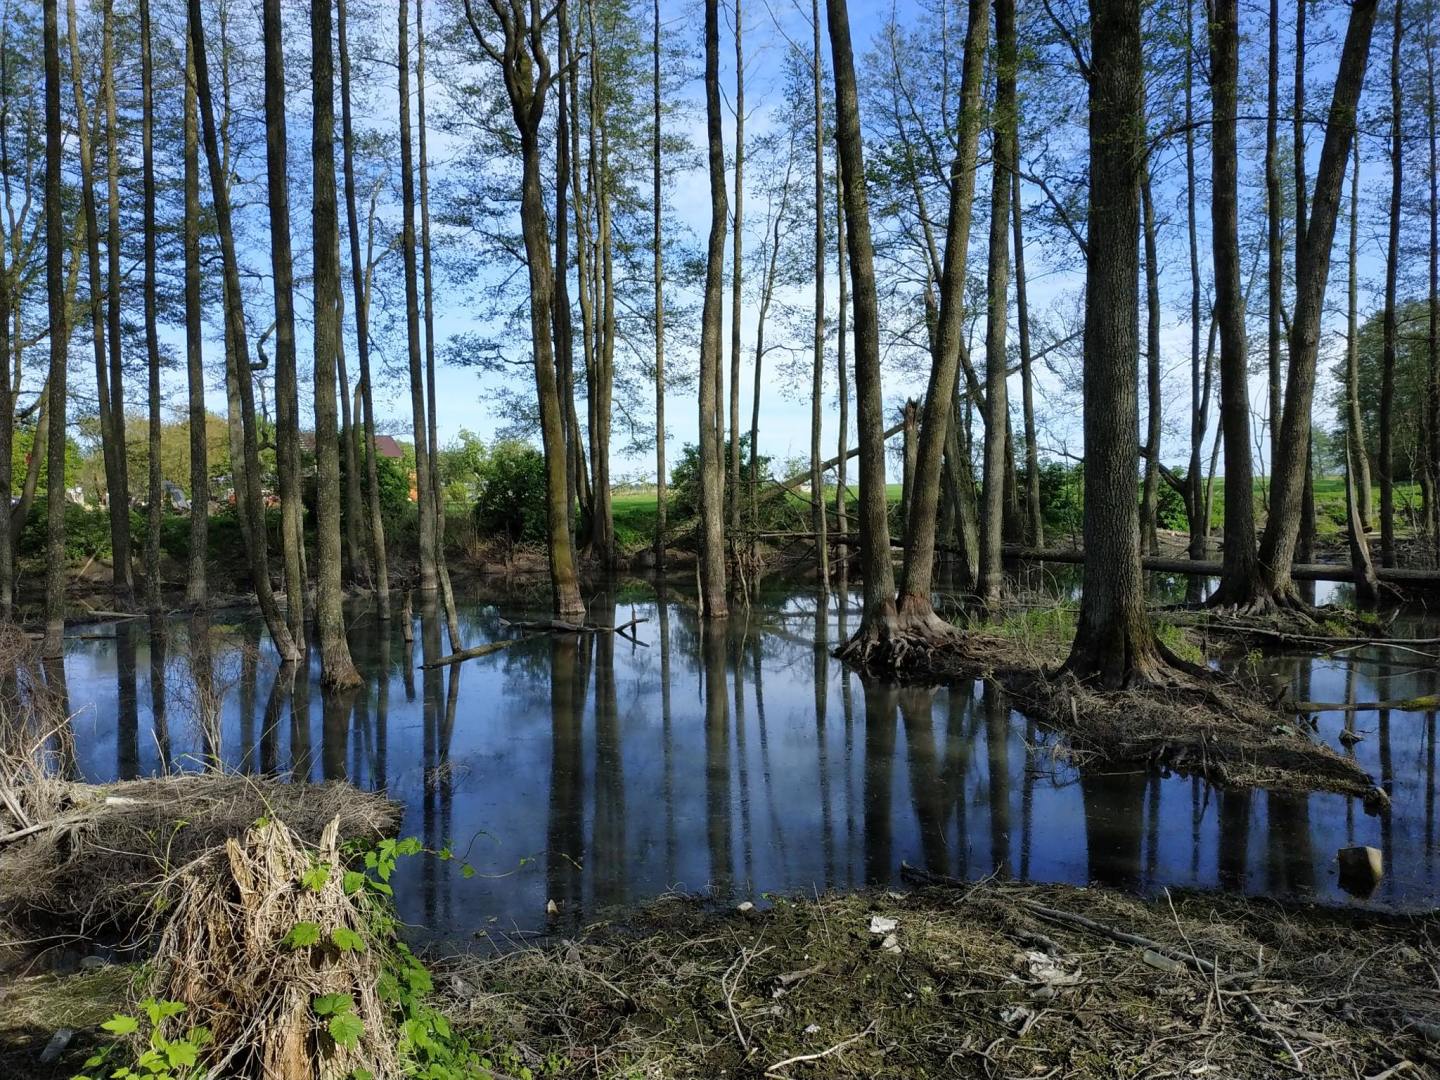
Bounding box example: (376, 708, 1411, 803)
(418, 636, 529, 669)
(1001, 546, 1440, 585)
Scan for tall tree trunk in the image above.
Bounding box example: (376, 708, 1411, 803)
(415, 0, 460, 643)
(835, 153, 850, 557)
(895, 0, 991, 625)
(1345, 146, 1373, 529)
(1265, 0, 1283, 470)
(1187, 0, 1210, 560)
(338, 0, 389, 617)
(979, 0, 1015, 604)
(186, 0, 301, 661)
(1061, 0, 1164, 686)
(698, 0, 729, 618)
(810, 0, 829, 597)
(1140, 168, 1163, 556)
(312, 0, 361, 689)
(1013, 170, 1042, 548)
(730, 0, 745, 549)
(262, 0, 307, 645)
(828, 0, 899, 655)
(1210, 0, 1261, 609)
(183, 35, 208, 608)
(399, 0, 438, 594)
(0, 150, 10, 618)
(141, 0, 162, 612)
(41, 0, 65, 658)
(1430, 11, 1440, 559)
(1257, 0, 1379, 599)
(66, 0, 122, 611)
(588, 0, 616, 570)
(652, 0, 666, 569)
(460, 0, 584, 617)
(102, 0, 133, 609)
(555, 0, 578, 549)
(1380, 0, 1403, 568)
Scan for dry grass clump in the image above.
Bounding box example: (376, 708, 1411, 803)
(439, 880, 1440, 1079)
(0, 775, 401, 937)
(150, 815, 397, 1080)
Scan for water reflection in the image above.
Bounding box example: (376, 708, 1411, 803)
(53, 582, 1440, 939)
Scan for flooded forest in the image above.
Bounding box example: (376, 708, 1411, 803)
(3, 0, 1440, 1075)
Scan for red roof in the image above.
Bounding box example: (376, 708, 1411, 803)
(373, 435, 405, 459)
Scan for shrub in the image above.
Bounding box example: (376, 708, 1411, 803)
(472, 440, 548, 544)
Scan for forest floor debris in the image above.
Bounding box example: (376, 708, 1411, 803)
(0, 776, 401, 940)
(433, 881, 1439, 1079)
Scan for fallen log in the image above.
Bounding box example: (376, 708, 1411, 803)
(1002, 546, 1440, 586)
(1296, 695, 1438, 713)
(418, 636, 531, 669)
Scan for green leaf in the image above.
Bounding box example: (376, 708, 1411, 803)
(328, 1012, 365, 1049)
(351, 1070, 375, 1080)
(376, 972, 401, 1002)
(331, 926, 367, 953)
(312, 993, 354, 1017)
(460, 864, 476, 879)
(342, 871, 366, 895)
(301, 864, 331, 892)
(100, 1015, 139, 1037)
(282, 921, 322, 949)
(164, 1041, 197, 1069)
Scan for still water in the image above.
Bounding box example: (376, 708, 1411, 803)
(53, 578, 1439, 941)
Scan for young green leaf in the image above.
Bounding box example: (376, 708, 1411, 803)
(328, 1012, 365, 1049)
(282, 921, 323, 949)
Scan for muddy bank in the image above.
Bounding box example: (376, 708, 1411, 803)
(436, 879, 1437, 1078)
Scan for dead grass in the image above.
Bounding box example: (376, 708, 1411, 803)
(0, 775, 401, 940)
(438, 880, 1440, 1079)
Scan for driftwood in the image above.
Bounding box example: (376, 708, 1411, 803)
(1296, 695, 1438, 713)
(418, 636, 530, 670)
(497, 616, 650, 636)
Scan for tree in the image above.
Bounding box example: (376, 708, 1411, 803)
(1059, 0, 1164, 686)
(186, 0, 301, 661)
(809, 0, 829, 597)
(262, 0, 307, 645)
(729, 0, 745, 549)
(652, 0, 666, 570)
(829, 0, 898, 657)
(337, 0, 390, 618)
(1380, 0, 1404, 567)
(894, 0, 989, 631)
(313, 0, 362, 688)
(460, 0, 584, 617)
(140, 0, 162, 612)
(1343, 146, 1372, 530)
(698, 0, 728, 618)
(1207, 0, 1260, 610)
(101, 0, 132, 608)
(979, 0, 1015, 604)
(41, 0, 64, 657)
(183, 33, 207, 608)
(1255, 0, 1379, 602)
(401, 0, 438, 595)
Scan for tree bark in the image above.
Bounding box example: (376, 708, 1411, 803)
(183, 35, 207, 608)
(140, 0, 163, 613)
(399, 0, 438, 594)
(262, 0, 307, 645)
(1187, 0, 1210, 560)
(415, 0, 461, 644)
(1344, 145, 1373, 530)
(1060, 0, 1164, 686)
(1266, 0, 1283, 472)
(978, 0, 1015, 604)
(698, 0, 729, 618)
(835, 151, 850, 558)
(186, 0, 301, 661)
(828, 0, 899, 654)
(730, 0, 746, 549)
(652, 0, 666, 569)
(460, 0, 584, 617)
(338, 0, 389, 617)
(101, 0, 133, 609)
(895, 0, 991, 627)
(1210, 0, 1261, 609)
(1257, 0, 1379, 598)
(41, 0, 65, 657)
(66, 0, 122, 611)
(810, 0, 829, 596)
(1430, 18, 1440, 560)
(1139, 167, 1163, 557)
(312, 0, 361, 688)
(1013, 171, 1042, 549)
(1380, 0, 1403, 568)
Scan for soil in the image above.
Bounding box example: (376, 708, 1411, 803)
(436, 879, 1438, 1079)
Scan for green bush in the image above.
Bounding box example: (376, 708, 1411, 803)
(472, 440, 548, 544)
(17, 497, 113, 561)
(669, 436, 771, 523)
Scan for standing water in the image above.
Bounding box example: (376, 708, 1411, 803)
(53, 579, 1437, 942)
